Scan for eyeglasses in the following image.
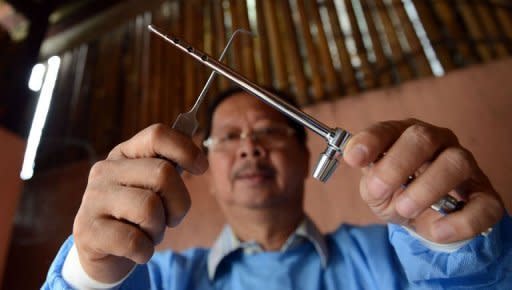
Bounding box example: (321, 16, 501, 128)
(203, 125, 295, 152)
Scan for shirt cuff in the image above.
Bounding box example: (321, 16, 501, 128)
(400, 225, 472, 253)
(62, 243, 135, 290)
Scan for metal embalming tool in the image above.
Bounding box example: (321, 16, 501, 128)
(147, 26, 464, 216)
(149, 25, 253, 136)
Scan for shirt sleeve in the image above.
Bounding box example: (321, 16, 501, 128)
(388, 214, 512, 289)
(41, 236, 151, 290)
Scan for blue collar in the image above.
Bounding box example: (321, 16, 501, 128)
(207, 217, 329, 280)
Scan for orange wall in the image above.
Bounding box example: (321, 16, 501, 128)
(159, 58, 512, 250)
(0, 128, 24, 285)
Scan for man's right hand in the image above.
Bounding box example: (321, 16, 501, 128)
(72, 124, 209, 283)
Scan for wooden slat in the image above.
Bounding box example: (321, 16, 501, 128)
(70, 41, 97, 142)
(295, 0, 324, 100)
(139, 12, 152, 128)
(359, 0, 394, 86)
(411, 0, 456, 70)
(275, 0, 309, 104)
(212, 0, 230, 90)
(121, 18, 140, 139)
(103, 27, 124, 149)
(149, 8, 165, 125)
(344, 0, 376, 89)
(207, 0, 219, 96)
(198, 0, 213, 126)
(236, 0, 257, 81)
(456, 0, 493, 61)
(192, 1, 206, 127)
(309, 0, 340, 96)
(47, 50, 74, 138)
(494, 4, 512, 42)
(228, 0, 243, 72)
(68, 44, 89, 137)
(324, 0, 359, 94)
(88, 35, 113, 152)
(167, 1, 185, 125)
(430, 0, 476, 66)
(254, 0, 273, 86)
(160, 9, 172, 125)
(192, 0, 205, 108)
(183, 0, 198, 110)
(374, 0, 414, 82)
(262, 0, 288, 90)
(476, 2, 509, 58)
(391, 0, 432, 77)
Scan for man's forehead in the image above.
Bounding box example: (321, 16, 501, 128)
(212, 92, 285, 124)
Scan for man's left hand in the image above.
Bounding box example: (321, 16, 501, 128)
(343, 119, 504, 244)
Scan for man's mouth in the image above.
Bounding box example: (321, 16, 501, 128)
(237, 171, 274, 180)
(232, 163, 276, 183)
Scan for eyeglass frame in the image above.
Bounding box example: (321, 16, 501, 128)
(203, 124, 296, 152)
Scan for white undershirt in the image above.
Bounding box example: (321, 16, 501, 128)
(62, 244, 135, 290)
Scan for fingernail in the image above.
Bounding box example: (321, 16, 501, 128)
(194, 153, 209, 172)
(367, 176, 392, 199)
(433, 222, 455, 242)
(345, 144, 369, 166)
(396, 195, 419, 218)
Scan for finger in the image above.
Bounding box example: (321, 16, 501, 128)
(394, 147, 474, 219)
(343, 120, 414, 167)
(82, 217, 155, 264)
(427, 192, 504, 243)
(90, 185, 166, 244)
(361, 123, 458, 203)
(108, 123, 208, 175)
(359, 172, 409, 225)
(89, 158, 191, 227)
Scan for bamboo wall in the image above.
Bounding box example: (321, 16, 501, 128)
(38, 0, 512, 170)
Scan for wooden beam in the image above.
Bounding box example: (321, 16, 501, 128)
(309, 0, 339, 96)
(276, 0, 309, 104)
(324, 0, 359, 94)
(212, 0, 229, 90)
(254, 0, 272, 86)
(344, 0, 375, 89)
(295, 0, 324, 100)
(412, 0, 457, 70)
(263, 0, 288, 89)
(359, 0, 393, 87)
(40, 0, 166, 58)
(391, 0, 432, 77)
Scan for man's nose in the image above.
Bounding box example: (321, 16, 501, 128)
(237, 136, 267, 159)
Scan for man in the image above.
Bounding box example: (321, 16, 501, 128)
(43, 88, 511, 289)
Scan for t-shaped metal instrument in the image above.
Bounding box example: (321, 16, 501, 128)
(148, 25, 351, 182)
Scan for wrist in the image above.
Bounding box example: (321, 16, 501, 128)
(62, 243, 135, 289)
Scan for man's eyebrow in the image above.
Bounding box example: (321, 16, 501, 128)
(211, 124, 239, 132)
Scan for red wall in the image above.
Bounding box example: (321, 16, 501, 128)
(0, 128, 24, 285)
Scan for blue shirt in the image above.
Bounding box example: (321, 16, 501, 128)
(43, 215, 512, 289)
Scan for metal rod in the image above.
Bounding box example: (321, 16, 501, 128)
(191, 28, 253, 113)
(148, 25, 333, 140)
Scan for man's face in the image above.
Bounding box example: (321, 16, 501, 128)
(207, 92, 310, 210)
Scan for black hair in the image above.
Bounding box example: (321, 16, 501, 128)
(203, 86, 307, 148)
